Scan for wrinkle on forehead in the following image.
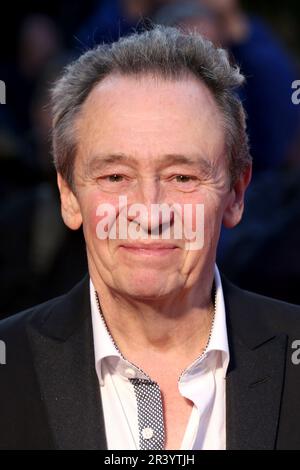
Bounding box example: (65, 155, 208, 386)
(75, 72, 227, 176)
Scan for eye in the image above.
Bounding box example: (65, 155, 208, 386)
(175, 175, 195, 183)
(167, 174, 200, 192)
(107, 174, 124, 182)
(96, 173, 132, 193)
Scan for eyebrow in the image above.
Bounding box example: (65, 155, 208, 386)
(84, 152, 215, 176)
(87, 154, 133, 168)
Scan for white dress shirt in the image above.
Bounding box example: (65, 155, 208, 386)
(90, 265, 229, 450)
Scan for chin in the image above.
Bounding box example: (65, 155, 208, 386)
(116, 270, 177, 300)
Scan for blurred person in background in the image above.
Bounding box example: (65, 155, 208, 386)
(152, 0, 220, 43)
(0, 58, 87, 318)
(75, 0, 138, 47)
(0, 11, 91, 317)
(2, 14, 63, 138)
(76, 0, 184, 47)
(205, 0, 300, 173)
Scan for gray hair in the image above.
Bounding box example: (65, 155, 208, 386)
(51, 25, 251, 187)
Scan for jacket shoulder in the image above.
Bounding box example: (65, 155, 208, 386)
(0, 294, 67, 340)
(222, 275, 300, 336)
(0, 274, 90, 342)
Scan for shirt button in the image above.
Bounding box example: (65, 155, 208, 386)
(142, 427, 154, 440)
(124, 367, 136, 379)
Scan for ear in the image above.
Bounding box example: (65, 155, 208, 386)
(222, 164, 252, 228)
(57, 173, 82, 230)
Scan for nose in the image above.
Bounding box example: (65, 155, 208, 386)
(126, 178, 174, 235)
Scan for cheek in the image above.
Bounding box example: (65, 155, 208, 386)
(203, 200, 224, 241)
(80, 189, 120, 239)
(177, 193, 207, 237)
(183, 192, 224, 245)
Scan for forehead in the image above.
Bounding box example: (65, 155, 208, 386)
(75, 73, 226, 168)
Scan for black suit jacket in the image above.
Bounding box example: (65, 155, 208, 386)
(0, 275, 300, 450)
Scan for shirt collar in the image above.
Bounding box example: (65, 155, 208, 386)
(90, 264, 229, 385)
(207, 265, 229, 358)
(90, 281, 120, 385)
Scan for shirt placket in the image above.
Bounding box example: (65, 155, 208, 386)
(129, 378, 165, 450)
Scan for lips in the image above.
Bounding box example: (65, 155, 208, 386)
(120, 243, 178, 249)
(119, 242, 179, 256)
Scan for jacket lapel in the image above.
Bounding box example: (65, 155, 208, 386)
(222, 277, 287, 450)
(27, 276, 107, 450)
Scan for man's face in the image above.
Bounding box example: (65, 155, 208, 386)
(58, 73, 249, 299)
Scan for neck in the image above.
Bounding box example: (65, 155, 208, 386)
(91, 270, 216, 366)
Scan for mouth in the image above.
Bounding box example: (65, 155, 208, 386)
(119, 243, 179, 256)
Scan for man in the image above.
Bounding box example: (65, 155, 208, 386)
(0, 26, 300, 450)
